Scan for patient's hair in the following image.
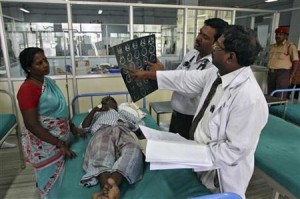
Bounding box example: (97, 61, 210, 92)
(101, 96, 118, 111)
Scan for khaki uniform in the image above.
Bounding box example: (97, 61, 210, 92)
(268, 40, 299, 70)
(267, 40, 299, 98)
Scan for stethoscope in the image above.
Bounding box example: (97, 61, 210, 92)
(182, 55, 195, 69)
(182, 55, 209, 70)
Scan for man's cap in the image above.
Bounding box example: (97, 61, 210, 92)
(275, 27, 289, 34)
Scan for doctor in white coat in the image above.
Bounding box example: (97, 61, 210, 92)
(131, 25, 269, 198)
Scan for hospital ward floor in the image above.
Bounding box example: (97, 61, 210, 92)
(0, 135, 290, 199)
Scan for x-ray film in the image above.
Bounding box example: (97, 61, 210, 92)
(113, 35, 158, 102)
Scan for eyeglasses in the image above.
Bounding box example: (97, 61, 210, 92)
(212, 42, 226, 51)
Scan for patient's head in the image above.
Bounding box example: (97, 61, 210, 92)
(101, 96, 118, 111)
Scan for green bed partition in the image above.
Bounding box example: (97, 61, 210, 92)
(255, 115, 300, 198)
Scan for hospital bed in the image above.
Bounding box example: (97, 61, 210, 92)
(58, 91, 241, 199)
(0, 89, 25, 168)
(255, 114, 300, 199)
(269, 88, 300, 125)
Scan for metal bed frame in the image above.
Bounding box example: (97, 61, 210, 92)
(0, 89, 25, 168)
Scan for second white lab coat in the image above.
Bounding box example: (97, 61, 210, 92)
(157, 67, 269, 198)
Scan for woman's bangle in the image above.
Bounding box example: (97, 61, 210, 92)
(55, 140, 66, 148)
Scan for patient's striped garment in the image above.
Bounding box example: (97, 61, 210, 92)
(89, 109, 141, 134)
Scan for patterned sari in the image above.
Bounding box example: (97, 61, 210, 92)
(21, 77, 69, 198)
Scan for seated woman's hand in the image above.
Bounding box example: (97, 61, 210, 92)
(56, 141, 77, 159)
(60, 145, 77, 159)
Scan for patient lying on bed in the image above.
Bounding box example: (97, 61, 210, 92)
(81, 96, 144, 199)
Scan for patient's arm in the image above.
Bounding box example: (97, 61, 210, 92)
(70, 122, 87, 139)
(82, 106, 101, 128)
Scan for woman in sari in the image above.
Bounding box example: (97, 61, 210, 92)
(17, 47, 85, 198)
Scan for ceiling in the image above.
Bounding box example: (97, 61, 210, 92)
(73, 0, 295, 10)
(196, 0, 294, 9)
(2, 0, 296, 23)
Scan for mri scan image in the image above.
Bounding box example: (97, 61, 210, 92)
(113, 35, 158, 102)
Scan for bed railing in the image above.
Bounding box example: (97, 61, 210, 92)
(270, 88, 300, 102)
(0, 89, 25, 168)
(190, 192, 242, 199)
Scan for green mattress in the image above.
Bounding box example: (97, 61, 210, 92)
(58, 109, 211, 199)
(255, 115, 300, 198)
(0, 113, 16, 140)
(269, 103, 300, 125)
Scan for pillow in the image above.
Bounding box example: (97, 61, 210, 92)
(118, 102, 145, 119)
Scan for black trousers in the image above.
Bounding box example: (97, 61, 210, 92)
(268, 69, 290, 99)
(169, 110, 194, 139)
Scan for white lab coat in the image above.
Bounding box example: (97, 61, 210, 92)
(171, 50, 214, 115)
(157, 67, 269, 198)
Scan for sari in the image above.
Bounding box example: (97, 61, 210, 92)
(21, 77, 69, 198)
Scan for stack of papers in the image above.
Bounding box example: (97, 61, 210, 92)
(139, 125, 214, 171)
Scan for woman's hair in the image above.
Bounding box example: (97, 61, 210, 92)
(19, 47, 44, 78)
